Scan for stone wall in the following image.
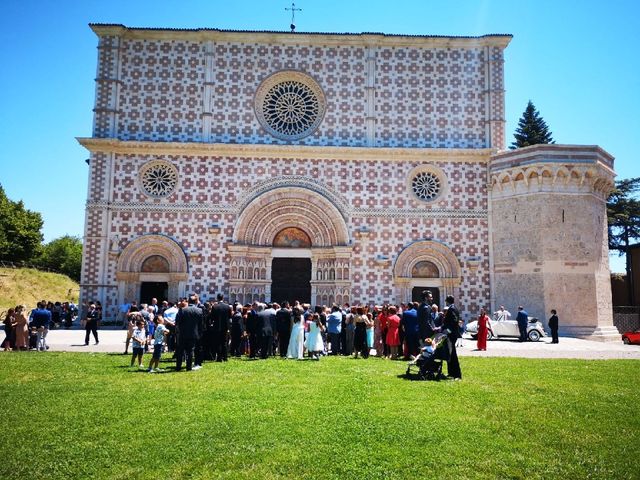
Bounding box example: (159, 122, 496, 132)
(90, 25, 510, 149)
(490, 145, 616, 339)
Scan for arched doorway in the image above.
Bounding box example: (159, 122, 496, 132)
(139, 255, 170, 304)
(410, 260, 441, 306)
(270, 228, 312, 304)
(394, 240, 462, 307)
(228, 187, 352, 304)
(116, 234, 189, 304)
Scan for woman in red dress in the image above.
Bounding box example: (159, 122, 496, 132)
(477, 307, 492, 351)
(385, 306, 401, 359)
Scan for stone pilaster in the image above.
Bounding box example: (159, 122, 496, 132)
(93, 35, 122, 138)
(365, 46, 376, 146)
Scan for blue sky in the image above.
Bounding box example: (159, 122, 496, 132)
(0, 0, 638, 272)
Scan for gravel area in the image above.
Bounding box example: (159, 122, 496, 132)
(11, 328, 640, 360)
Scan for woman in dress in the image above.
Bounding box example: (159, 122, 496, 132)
(13, 305, 29, 351)
(366, 312, 375, 354)
(286, 307, 305, 360)
(343, 307, 356, 356)
(353, 306, 369, 359)
(385, 306, 401, 359)
(2, 308, 16, 351)
(476, 307, 491, 351)
(304, 313, 325, 360)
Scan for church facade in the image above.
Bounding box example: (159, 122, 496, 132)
(79, 24, 617, 338)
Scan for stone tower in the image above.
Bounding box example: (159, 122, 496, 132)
(489, 144, 618, 340)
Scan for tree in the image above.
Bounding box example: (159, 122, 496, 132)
(37, 235, 83, 281)
(510, 100, 555, 149)
(0, 184, 44, 263)
(607, 177, 640, 304)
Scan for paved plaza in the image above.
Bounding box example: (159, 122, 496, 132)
(20, 327, 640, 360)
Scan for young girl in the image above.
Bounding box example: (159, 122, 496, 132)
(130, 320, 146, 369)
(148, 317, 168, 373)
(304, 313, 325, 360)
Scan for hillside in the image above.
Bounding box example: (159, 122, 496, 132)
(0, 267, 79, 314)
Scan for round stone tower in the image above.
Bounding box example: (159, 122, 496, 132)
(489, 144, 618, 340)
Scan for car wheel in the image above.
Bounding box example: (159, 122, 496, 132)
(528, 330, 541, 342)
(623, 337, 630, 345)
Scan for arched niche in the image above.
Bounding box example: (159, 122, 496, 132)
(141, 255, 170, 273)
(116, 234, 189, 304)
(393, 240, 462, 304)
(273, 227, 312, 248)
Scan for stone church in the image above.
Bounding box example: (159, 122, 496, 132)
(79, 23, 617, 338)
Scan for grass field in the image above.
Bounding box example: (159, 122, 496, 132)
(0, 267, 79, 313)
(0, 353, 638, 479)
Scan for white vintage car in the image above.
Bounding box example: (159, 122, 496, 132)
(466, 316, 546, 342)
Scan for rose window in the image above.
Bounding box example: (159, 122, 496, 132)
(139, 161, 178, 198)
(411, 171, 441, 201)
(255, 72, 326, 140)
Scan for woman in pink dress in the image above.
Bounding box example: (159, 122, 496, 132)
(476, 307, 492, 351)
(14, 305, 29, 351)
(385, 306, 401, 359)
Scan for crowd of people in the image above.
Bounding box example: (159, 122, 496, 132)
(118, 290, 464, 379)
(1, 300, 79, 351)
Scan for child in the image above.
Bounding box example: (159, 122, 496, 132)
(148, 316, 168, 373)
(123, 313, 138, 355)
(304, 313, 325, 360)
(409, 337, 435, 366)
(130, 320, 146, 369)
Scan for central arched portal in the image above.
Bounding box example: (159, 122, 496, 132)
(228, 187, 352, 305)
(271, 227, 313, 303)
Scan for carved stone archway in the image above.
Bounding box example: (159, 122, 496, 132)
(393, 240, 462, 304)
(116, 234, 189, 304)
(229, 187, 352, 304)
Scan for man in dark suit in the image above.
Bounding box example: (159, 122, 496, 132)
(245, 303, 259, 358)
(401, 302, 420, 359)
(548, 309, 559, 343)
(275, 301, 293, 357)
(516, 306, 528, 342)
(442, 295, 462, 380)
(256, 303, 274, 359)
(210, 293, 232, 362)
(175, 294, 204, 371)
(417, 290, 436, 343)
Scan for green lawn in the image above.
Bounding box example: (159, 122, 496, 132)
(0, 353, 638, 479)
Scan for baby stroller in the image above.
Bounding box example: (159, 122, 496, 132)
(406, 333, 449, 381)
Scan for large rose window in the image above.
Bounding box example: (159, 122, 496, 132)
(255, 71, 326, 140)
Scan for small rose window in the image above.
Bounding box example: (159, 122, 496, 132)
(412, 171, 441, 201)
(139, 160, 178, 198)
(407, 165, 447, 203)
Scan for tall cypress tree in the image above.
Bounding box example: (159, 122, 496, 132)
(510, 100, 554, 149)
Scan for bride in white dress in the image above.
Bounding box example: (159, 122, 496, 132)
(286, 307, 305, 360)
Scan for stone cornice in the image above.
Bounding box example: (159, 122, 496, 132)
(491, 144, 615, 173)
(76, 138, 495, 163)
(89, 24, 512, 49)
